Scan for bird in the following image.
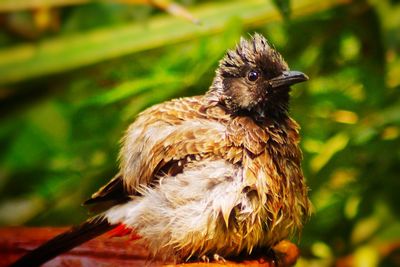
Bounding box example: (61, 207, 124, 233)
(11, 33, 312, 266)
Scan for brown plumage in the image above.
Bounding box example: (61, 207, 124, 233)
(12, 33, 312, 266)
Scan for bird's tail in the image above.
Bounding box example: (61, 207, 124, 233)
(11, 215, 115, 267)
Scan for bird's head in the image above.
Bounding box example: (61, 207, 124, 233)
(208, 33, 308, 120)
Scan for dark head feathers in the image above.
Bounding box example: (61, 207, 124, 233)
(218, 33, 288, 79)
(208, 33, 307, 119)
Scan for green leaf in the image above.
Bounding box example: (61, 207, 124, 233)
(272, 0, 291, 19)
(0, 0, 348, 85)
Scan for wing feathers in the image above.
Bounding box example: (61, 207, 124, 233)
(83, 174, 130, 210)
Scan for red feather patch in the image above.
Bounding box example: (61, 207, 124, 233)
(107, 224, 141, 240)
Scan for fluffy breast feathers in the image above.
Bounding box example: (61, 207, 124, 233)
(118, 95, 311, 227)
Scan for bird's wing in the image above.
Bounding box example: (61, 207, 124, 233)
(119, 96, 238, 193)
(86, 96, 235, 203)
(85, 96, 277, 204)
(83, 173, 129, 209)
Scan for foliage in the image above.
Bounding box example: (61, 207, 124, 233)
(0, 0, 399, 266)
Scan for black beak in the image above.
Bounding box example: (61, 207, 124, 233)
(269, 71, 309, 88)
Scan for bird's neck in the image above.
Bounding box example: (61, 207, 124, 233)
(253, 99, 290, 123)
(206, 81, 291, 124)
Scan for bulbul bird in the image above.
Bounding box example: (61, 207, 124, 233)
(12, 33, 312, 266)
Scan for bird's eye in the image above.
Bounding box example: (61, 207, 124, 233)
(247, 70, 259, 82)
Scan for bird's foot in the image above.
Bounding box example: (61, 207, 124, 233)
(213, 253, 226, 263)
(199, 255, 210, 263)
(265, 247, 279, 266)
(234, 240, 299, 266)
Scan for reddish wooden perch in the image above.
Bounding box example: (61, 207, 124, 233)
(0, 227, 300, 267)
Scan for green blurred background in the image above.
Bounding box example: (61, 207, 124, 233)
(0, 0, 399, 266)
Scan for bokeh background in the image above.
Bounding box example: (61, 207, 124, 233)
(0, 0, 399, 266)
